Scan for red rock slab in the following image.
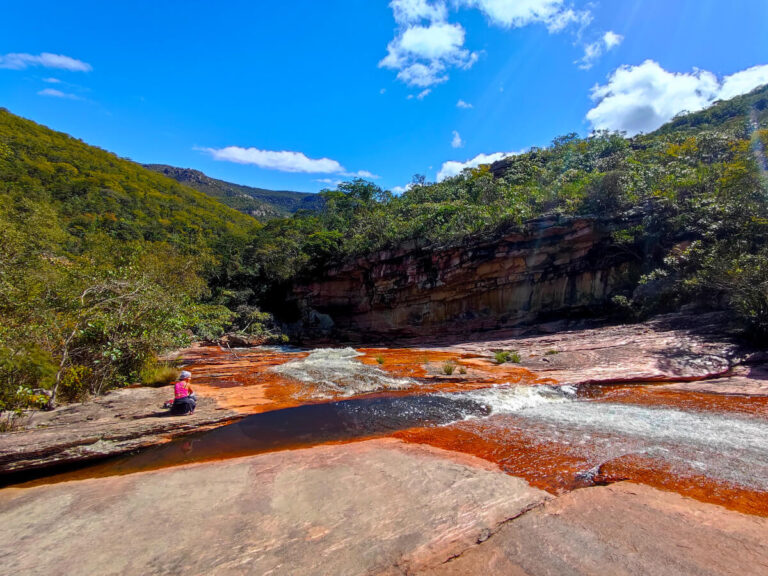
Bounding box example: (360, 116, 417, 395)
(443, 312, 739, 386)
(417, 482, 768, 576)
(0, 438, 549, 576)
(659, 364, 768, 397)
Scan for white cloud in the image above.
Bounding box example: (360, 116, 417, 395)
(390, 0, 447, 25)
(382, 0, 591, 89)
(203, 146, 377, 177)
(451, 130, 464, 148)
(0, 52, 91, 71)
(577, 30, 623, 70)
(586, 60, 768, 135)
(437, 151, 517, 181)
(391, 183, 415, 195)
(718, 64, 768, 100)
(603, 31, 623, 50)
(398, 62, 449, 87)
(380, 22, 478, 87)
(37, 88, 81, 100)
(203, 146, 345, 174)
(407, 89, 431, 99)
(42, 77, 61, 83)
(457, 99, 473, 108)
(460, 0, 588, 32)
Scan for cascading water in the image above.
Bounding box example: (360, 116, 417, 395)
(440, 384, 768, 491)
(271, 347, 416, 397)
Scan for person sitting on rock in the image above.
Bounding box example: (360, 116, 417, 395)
(168, 370, 197, 415)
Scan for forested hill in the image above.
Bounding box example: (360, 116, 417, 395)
(0, 109, 259, 243)
(1, 84, 767, 414)
(0, 109, 260, 411)
(144, 164, 322, 220)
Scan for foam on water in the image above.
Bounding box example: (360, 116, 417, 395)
(271, 347, 415, 397)
(445, 384, 768, 490)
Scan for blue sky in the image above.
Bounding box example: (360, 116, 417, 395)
(1, 0, 768, 193)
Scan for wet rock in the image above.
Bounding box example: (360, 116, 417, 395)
(0, 439, 548, 576)
(419, 482, 768, 576)
(0, 386, 239, 475)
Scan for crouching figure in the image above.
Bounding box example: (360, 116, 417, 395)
(169, 370, 197, 415)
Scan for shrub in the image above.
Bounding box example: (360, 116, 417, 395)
(442, 361, 455, 375)
(494, 350, 521, 364)
(140, 363, 180, 388)
(375, 354, 385, 365)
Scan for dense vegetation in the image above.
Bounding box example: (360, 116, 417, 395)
(0, 109, 265, 413)
(144, 164, 322, 220)
(231, 85, 768, 335)
(1, 84, 767, 415)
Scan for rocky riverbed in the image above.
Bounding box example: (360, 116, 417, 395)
(2, 312, 767, 574)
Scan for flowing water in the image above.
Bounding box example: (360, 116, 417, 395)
(9, 345, 768, 516)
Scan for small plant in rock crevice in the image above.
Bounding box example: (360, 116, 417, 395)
(494, 350, 521, 364)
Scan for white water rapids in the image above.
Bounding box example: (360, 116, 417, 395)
(271, 347, 415, 397)
(271, 349, 768, 491)
(447, 384, 768, 490)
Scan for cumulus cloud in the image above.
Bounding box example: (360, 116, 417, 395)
(603, 31, 623, 50)
(586, 60, 768, 135)
(380, 21, 478, 87)
(0, 52, 91, 71)
(381, 0, 591, 88)
(451, 130, 464, 148)
(718, 64, 768, 100)
(437, 151, 517, 181)
(577, 30, 623, 70)
(202, 146, 377, 177)
(37, 88, 81, 100)
(457, 99, 473, 108)
(391, 183, 414, 195)
(461, 0, 589, 32)
(203, 146, 345, 174)
(390, 0, 447, 25)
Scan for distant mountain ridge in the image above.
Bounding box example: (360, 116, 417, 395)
(144, 164, 322, 220)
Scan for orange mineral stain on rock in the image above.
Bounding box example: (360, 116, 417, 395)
(179, 345, 313, 414)
(592, 384, 768, 418)
(394, 411, 768, 518)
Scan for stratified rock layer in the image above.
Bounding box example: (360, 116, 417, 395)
(0, 439, 548, 576)
(291, 216, 638, 339)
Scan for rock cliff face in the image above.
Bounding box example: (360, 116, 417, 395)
(290, 216, 641, 340)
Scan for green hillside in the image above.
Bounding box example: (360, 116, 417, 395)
(0, 109, 260, 412)
(144, 164, 322, 220)
(1, 85, 767, 413)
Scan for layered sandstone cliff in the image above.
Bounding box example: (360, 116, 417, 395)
(289, 216, 641, 340)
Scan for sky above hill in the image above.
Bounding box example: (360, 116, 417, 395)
(1, 0, 768, 193)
